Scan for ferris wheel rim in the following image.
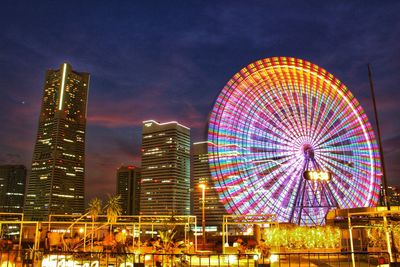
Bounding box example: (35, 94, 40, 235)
(208, 57, 381, 225)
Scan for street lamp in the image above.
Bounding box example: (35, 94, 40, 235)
(199, 182, 207, 249)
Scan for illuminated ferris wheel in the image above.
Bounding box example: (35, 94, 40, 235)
(208, 57, 381, 226)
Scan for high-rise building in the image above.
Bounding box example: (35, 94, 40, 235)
(192, 142, 226, 230)
(117, 165, 141, 215)
(24, 63, 89, 220)
(388, 185, 400, 206)
(140, 120, 190, 215)
(0, 165, 27, 213)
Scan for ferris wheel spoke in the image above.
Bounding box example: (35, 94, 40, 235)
(302, 90, 314, 137)
(316, 158, 356, 207)
(319, 123, 365, 150)
(287, 91, 305, 137)
(309, 91, 338, 144)
(250, 164, 285, 190)
(276, 90, 304, 138)
(253, 111, 299, 143)
(308, 100, 331, 143)
(276, 90, 304, 137)
(280, 167, 305, 211)
(260, 100, 296, 136)
(274, 156, 305, 207)
(311, 90, 346, 143)
(307, 96, 319, 139)
(317, 156, 369, 207)
(314, 99, 357, 145)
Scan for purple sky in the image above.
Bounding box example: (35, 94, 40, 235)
(0, 1, 399, 201)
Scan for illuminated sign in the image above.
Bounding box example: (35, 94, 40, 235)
(303, 171, 331, 181)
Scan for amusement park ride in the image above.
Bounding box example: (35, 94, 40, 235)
(208, 57, 382, 226)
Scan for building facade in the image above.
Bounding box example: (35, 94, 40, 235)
(117, 165, 141, 215)
(388, 185, 400, 206)
(140, 120, 190, 215)
(0, 165, 27, 213)
(192, 142, 227, 230)
(24, 63, 89, 220)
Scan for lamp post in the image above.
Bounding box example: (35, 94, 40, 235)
(199, 182, 206, 249)
(368, 64, 390, 210)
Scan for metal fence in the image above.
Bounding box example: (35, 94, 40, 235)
(0, 250, 396, 267)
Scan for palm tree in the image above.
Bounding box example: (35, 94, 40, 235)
(87, 197, 102, 250)
(61, 197, 102, 251)
(159, 229, 177, 253)
(159, 216, 177, 253)
(104, 194, 122, 235)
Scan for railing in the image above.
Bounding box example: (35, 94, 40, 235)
(0, 250, 396, 267)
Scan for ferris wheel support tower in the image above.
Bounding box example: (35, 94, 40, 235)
(290, 144, 339, 225)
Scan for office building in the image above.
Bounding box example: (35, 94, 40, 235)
(192, 142, 227, 230)
(0, 165, 27, 213)
(140, 120, 190, 215)
(24, 63, 89, 220)
(117, 165, 141, 215)
(388, 186, 400, 206)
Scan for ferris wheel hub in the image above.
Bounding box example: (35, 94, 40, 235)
(302, 144, 315, 160)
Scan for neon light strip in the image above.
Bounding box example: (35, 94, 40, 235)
(58, 63, 67, 110)
(143, 120, 190, 130)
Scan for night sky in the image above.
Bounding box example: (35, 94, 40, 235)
(1, 1, 399, 202)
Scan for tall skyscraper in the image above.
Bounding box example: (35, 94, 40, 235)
(192, 142, 226, 229)
(0, 165, 27, 213)
(24, 63, 89, 220)
(140, 120, 190, 215)
(117, 165, 141, 215)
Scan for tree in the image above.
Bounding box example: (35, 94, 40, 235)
(159, 216, 177, 253)
(87, 197, 102, 250)
(104, 194, 122, 234)
(61, 197, 103, 251)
